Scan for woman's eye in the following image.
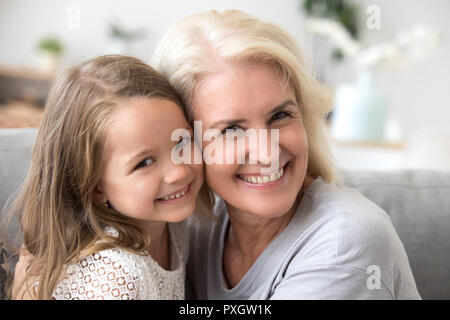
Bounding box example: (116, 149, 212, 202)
(135, 158, 153, 170)
(270, 111, 292, 123)
(221, 124, 241, 134)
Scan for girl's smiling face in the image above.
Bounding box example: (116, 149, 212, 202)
(96, 97, 203, 224)
(192, 63, 310, 218)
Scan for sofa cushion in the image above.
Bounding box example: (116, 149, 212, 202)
(0, 241, 9, 300)
(0, 128, 37, 300)
(0, 128, 37, 242)
(343, 170, 450, 300)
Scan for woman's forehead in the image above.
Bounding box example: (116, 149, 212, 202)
(191, 64, 296, 120)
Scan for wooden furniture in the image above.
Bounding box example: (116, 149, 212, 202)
(0, 65, 53, 128)
(0, 101, 43, 128)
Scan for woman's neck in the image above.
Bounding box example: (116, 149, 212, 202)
(225, 175, 314, 257)
(226, 198, 298, 258)
(222, 176, 314, 288)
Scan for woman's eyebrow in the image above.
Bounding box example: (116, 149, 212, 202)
(209, 100, 297, 129)
(210, 118, 247, 130)
(267, 100, 297, 115)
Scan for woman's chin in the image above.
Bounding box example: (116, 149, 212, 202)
(233, 199, 298, 219)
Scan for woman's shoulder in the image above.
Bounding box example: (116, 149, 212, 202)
(296, 178, 402, 266)
(280, 178, 418, 299)
(305, 178, 387, 214)
(303, 177, 393, 234)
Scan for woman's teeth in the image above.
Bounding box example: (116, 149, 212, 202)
(239, 167, 284, 185)
(161, 185, 188, 200)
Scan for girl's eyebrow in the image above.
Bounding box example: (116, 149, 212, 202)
(127, 149, 151, 166)
(126, 125, 192, 166)
(209, 100, 297, 129)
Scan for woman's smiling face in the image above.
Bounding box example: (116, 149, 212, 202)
(192, 63, 310, 218)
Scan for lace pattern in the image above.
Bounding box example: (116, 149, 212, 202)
(51, 222, 188, 300)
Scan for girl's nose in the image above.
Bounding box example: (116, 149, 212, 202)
(163, 160, 190, 185)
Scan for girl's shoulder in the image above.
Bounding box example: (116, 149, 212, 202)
(53, 247, 142, 300)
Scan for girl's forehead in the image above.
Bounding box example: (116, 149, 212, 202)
(114, 97, 187, 126)
(104, 97, 189, 154)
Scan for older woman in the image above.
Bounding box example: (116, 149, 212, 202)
(152, 9, 420, 299)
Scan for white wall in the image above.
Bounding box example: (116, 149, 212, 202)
(352, 0, 450, 139)
(0, 0, 308, 66)
(0, 0, 449, 138)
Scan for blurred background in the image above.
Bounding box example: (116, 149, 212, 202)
(0, 0, 449, 171)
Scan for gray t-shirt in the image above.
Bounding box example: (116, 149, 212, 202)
(187, 177, 421, 299)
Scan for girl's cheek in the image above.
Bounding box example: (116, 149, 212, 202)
(191, 163, 204, 183)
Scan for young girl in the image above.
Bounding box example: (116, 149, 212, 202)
(9, 55, 205, 299)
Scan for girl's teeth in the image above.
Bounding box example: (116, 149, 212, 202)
(240, 167, 284, 185)
(162, 186, 188, 200)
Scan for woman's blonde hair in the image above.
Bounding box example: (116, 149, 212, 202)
(5, 55, 185, 299)
(152, 9, 339, 188)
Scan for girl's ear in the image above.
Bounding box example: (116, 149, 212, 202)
(93, 184, 107, 205)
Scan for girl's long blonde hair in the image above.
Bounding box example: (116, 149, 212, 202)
(5, 55, 185, 299)
(152, 9, 340, 186)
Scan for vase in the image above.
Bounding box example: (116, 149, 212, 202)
(331, 69, 389, 142)
(37, 51, 60, 74)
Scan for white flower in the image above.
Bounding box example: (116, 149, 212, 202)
(305, 18, 441, 69)
(305, 18, 360, 56)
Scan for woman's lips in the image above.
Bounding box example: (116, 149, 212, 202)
(236, 162, 290, 188)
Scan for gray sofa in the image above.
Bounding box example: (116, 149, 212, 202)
(0, 128, 449, 300)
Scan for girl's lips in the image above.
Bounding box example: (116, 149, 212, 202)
(155, 183, 191, 204)
(236, 162, 290, 189)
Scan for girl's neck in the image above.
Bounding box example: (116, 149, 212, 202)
(142, 221, 171, 270)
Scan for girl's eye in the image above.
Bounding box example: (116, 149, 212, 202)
(135, 158, 154, 170)
(221, 124, 241, 134)
(269, 111, 292, 123)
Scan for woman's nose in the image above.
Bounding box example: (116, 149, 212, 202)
(245, 128, 280, 167)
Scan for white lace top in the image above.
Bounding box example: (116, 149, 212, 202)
(50, 222, 188, 300)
